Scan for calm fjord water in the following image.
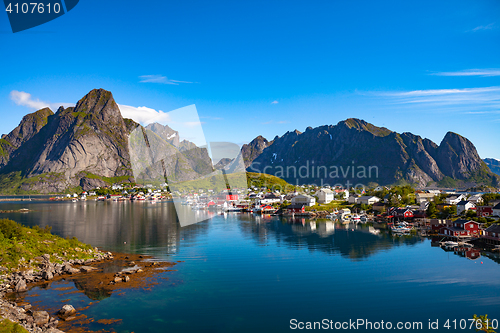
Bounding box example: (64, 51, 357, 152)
(2, 200, 500, 332)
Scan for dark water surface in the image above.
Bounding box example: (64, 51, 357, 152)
(2, 200, 500, 332)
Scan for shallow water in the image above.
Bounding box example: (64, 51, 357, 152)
(2, 200, 500, 332)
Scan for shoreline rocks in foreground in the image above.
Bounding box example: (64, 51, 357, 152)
(1, 251, 178, 333)
(0, 250, 114, 333)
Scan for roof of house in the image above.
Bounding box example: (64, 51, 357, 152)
(286, 204, 306, 209)
(359, 196, 379, 200)
(416, 193, 435, 197)
(453, 219, 477, 226)
(457, 200, 472, 206)
(318, 188, 333, 194)
(485, 224, 500, 233)
(294, 194, 315, 200)
(494, 203, 500, 210)
(390, 207, 413, 215)
(446, 227, 467, 233)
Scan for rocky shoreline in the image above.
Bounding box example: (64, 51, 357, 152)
(0, 249, 178, 333)
(0, 249, 113, 333)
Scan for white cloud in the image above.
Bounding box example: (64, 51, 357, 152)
(431, 69, 500, 77)
(139, 75, 196, 85)
(10, 90, 48, 109)
(379, 87, 500, 97)
(271, 100, 279, 104)
(118, 104, 207, 146)
(366, 86, 500, 114)
(471, 23, 495, 32)
(10, 90, 73, 111)
(118, 104, 171, 124)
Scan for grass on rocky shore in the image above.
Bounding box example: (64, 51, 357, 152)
(0, 219, 95, 274)
(0, 317, 28, 333)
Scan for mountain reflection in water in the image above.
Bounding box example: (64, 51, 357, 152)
(2, 201, 500, 333)
(238, 215, 423, 259)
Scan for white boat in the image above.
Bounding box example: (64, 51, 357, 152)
(225, 207, 242, 212)
(71, 198, 78, 202)
(442, 241, 459, 248)
(391, 226, 411, 233)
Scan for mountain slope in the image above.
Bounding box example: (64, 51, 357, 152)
(241, 135, 272, 167)
(484, 158, 500, 176)
(0, 89, 135, 192)
(246, 118, 499, 187)
(0, 90, 213, 193)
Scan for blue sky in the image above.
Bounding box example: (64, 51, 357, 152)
(1, 0, 499, 158)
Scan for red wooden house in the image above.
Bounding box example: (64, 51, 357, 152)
(226, 194, 239, 201)
(284, 204, 306, 214)
(442, 219, 480, 237)
(388, 207, 414, 219)
(481, 224, 500, 245)
(476, 206, 493, 217)
(430, 219, 452, 231)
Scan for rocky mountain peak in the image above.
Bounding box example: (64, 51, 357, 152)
(241, 135, 272, 167)
(246, 119, 499, 187)
(145, 123, 180, 147)
(4, 107, 54, 148)
(338, 118, 392, 137)
(73, 88, 121, 123)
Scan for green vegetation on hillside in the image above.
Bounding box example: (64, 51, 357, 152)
(437, 163, 500, 188)
(0, 318, 28, 333)
(483, 193, 500, 205)
(0, 139, 13, 160)
(81, 172, 132, 185)
(0, 172, 66, 195)
(246, 172, 295, 191)
(168, 172, 294, 193)
(0, 219, 94, 273)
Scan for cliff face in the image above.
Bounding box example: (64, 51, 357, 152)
(0, 89, 212, 193)
(1, 92, 495, 193)
(146, 123, 180, 147)
(0, 89, 135, 192)
(241, 135, 273, 167)
(0, 108, 54, 167)
(246, 118, 499, 187)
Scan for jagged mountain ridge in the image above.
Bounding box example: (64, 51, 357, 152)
(246, 118, 499, 187)
(1, 90, 496, 192)
(0, 89, 213, 193)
